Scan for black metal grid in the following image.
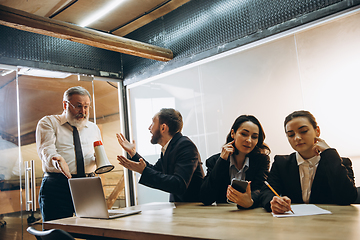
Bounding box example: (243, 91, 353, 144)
(0, 25, 122, 78)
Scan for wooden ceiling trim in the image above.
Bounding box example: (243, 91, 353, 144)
(112, 0, 191, 37)
(0, 5, 173, 62)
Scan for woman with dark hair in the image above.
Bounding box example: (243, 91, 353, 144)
(200, 115, 270, 208)
(260, 110, 357, 214)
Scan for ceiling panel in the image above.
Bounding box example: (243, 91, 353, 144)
(52, 0, 169, 32)
(0, 0, 190, 37)
(0, 0, 73, 17)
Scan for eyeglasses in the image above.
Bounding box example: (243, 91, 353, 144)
(66, 101, 91, 111)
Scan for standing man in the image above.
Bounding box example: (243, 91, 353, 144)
(36, 86, 102, 221)
(117, 108, 204, 202)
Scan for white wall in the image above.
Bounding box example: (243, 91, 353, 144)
(127, 9, 360, 204)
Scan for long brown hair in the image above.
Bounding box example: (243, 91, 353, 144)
(226, 115, 270, 156)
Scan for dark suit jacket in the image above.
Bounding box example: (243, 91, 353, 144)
(131, 132, 204, 202)
(260, 148, 357, 212)
(200, 153, 270, 208)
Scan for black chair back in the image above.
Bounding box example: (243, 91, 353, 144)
(354, 187, 360, 204)
(27, 226, 75, 240)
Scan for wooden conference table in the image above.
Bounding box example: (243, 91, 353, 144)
(43, 202, 360, 240)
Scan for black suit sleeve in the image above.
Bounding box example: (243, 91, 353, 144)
(200, 154, 229, 205)
(131, 152, 162, 171)
(137, 139, 200, 196)
(260, 157, 284, 212)
(319, 148, 357, 205)
(238, 154, 270, 209)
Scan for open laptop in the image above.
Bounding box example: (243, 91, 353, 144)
(68, 177, 141, 219)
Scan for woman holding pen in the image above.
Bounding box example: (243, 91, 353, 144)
(260, 110, 357, 214)
(200, 115, 270, 209)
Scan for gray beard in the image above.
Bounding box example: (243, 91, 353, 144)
(65, 110, 88, 129)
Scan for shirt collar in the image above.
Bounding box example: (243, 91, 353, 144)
(296, 152, 320, 166)
(60, 113, 68, 126)
(161, 137, 172, 155)
(230, 155, 250, 171)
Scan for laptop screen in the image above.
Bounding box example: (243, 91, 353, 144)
(68, 177, 141, 219)
(68, 177, 111, 218)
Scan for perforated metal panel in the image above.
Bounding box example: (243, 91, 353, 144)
(123, 0, 360, 85)
(0, 25, 122, 78)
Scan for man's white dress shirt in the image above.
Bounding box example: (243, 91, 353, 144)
(36, 113, 102, 174)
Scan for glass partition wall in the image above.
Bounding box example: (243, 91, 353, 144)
(126, 9, 360, 204)
(92, 80, 126, 208)
(0, 65, 126, 239)
(0, 65, 25, 238)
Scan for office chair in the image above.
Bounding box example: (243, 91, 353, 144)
(27, 226, 75, 240)
(354, 187, 360, 204)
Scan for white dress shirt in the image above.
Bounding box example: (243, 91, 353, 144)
(296, 152, 320, 203)
(229, 156, 249, 181)
(36, 113, 102, 174)
(161, 138, 172, 156)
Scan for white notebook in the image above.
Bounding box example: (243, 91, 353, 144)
(68, 177, 141, 219)
(272, 204, 331, 218)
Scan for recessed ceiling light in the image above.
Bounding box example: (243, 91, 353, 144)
(18, 68, 72, 78)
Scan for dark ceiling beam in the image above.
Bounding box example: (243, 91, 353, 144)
(0, 5, 173, 62)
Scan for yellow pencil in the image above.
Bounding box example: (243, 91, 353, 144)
(264, 181, 295, 214)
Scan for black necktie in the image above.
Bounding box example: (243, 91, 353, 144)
(72, 126, 85, 177)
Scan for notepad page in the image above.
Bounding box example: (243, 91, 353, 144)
(272, 204, 332, 217)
